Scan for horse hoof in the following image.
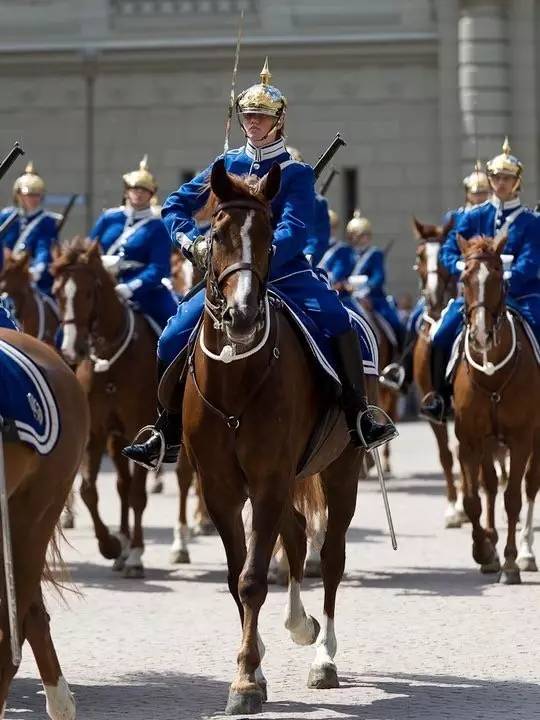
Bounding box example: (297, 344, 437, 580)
(473, 540, 495, 567)
(517, 556, 538, 572)
(123, 564, 145, 579)
(499, 568, 521, 585)
(225, 688, 263, 715)
(170, 549, 190, 564)
(456, 509, 469, 524)
(480, 556, 501, 574)
(112, 555, 126, 572)
(304, 559, 322, 578)
(258, 681, 268, 703)
(98, 535, 122, 561)
(150, 480, 163, 494)
(61, 513, 75, 530)
(445, 516, 462, 529)
(194, 521, 216, 536)
(307, 662, 339, 689)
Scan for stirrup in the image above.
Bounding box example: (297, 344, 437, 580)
(356, 405, 399, 451)
(419, 391, 447, 426)
(379, 363, 405, 392)
(126, 425, 166, 472)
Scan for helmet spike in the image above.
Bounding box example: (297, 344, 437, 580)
(353, 208, 362, 219)
(260, 57, 271, 85)
(24, 161, 35, 174)
(139, 154, 149, 171)
(502, 136, 511, 156)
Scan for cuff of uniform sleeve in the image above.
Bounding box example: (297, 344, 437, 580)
(176, 232, 194, 256)
(127, 278, 143, 292)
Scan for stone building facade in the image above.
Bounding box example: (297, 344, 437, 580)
(0, 0, 537, 294)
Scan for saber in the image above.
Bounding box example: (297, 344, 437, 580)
(371, 446, 398, 550)
(0, 424, 21, 665)
(223, 9, 244, 154)
(313, 133, 346, 180)
(0, 142, 24, 183)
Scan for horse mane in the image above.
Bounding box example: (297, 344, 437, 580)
(195, 172, 268, 225)
(462, 235, 494, 256)
(51, 236, 94, 272)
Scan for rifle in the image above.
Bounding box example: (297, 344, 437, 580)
(56, 193, 78, 234)
(319, 167, 339, 196)
(0, 142, 24, 183)
(313, 133, 346, 180)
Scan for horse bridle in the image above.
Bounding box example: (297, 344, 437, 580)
(415, 238, 451, 325)
(204, 198, 272, 331)
(462, 253, 506, 342)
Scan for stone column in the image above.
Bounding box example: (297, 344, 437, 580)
(458, 0, 510, 176)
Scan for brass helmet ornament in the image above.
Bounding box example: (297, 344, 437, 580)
(235, 58, 287, 135)
(13, 161, 45, 203)
(463, 160, 490, 195)
(123, 155, 157, 194)
(346, 209, 372, 237)
(486, 137, 523, 193)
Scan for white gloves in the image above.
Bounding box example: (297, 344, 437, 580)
(115, 283, 133, 300)
(102, 255, 121, 274)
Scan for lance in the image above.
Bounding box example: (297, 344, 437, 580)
(0, 142, 24, 183)
(319, 167, 339, 197)
(223, 9, 245, 154)
(313, 133, 346, 180)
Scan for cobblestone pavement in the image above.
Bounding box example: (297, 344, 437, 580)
(6, 421, 540, 719)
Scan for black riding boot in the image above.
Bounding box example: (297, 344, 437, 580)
(419, 344, 451, 424)
(122, 359, 183, 469)
(333, 329, 398, 449)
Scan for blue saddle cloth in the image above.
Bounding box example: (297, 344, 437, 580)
(0, 339, 60, 455)
(267, 286, 379, 382)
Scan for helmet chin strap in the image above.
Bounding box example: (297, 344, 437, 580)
(238, 113, 284, 142)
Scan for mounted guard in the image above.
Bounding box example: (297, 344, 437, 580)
(123, 58, 397, 470)
(420, 137, 540, 423)
(0, 162, 59, 297)
(89, 155, 177, 332)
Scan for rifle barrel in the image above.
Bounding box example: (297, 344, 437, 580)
(0, 143, 25, 183)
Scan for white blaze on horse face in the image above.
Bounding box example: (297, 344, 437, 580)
(61, 277, 78, 362)
(425, 242, 440, 304)
(476, 262, 490, 346)
(234, 210, 254, 307)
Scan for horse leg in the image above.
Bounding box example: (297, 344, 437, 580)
(281, 504, 320, 646)
(80, 432, 122, 560)
(480, 454, 500, 572)
(170, 447, 192, 564)
(500, 441, 530, 585)
(458, 442, 498, 572)
(194, 475, 214, 535)
(226, 485, 286, 715)
(123, 464, 148, 579)
(431, 422, 460, 527)
(24, 589, 75, 720)
(108, 434, 132, 571)
(308, 446, 360, 689)
(304, 515, 327, 579)
(517, 442, 540, 572)
(60, 490, 75, 530)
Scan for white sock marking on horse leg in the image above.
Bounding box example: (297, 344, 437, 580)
(0, 701, 5, 719)
(518, 499, 536, 560)
(61, 278, 78, 361)
(171, 521, 189, 553)
(311, 613, 336, 669)
(44, 676, 76, 720)
(254, 632, 267, 689)
(125, 547, 144, 568)
(234, 210, 254, 306)
(284, 578, 316, 645)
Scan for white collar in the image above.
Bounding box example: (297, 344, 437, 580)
(125, 206, 153, 223)
(22, 207, 44, 220)
(244, 138, 287, 162)
(490, 195, 521, 212)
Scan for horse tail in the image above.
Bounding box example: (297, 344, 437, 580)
(42, 522, 79, 603)
(292, 474, 326, 537)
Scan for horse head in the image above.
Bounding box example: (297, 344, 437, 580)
(204, 158, 281, 346)
(457, 233, 507, 351)
(51, 237, 108, 364)
(0, 251, 32, 296)
(412, 216, 453, 320)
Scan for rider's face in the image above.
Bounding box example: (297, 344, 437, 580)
(19, 193, 42, 213)
(467, 191, 489, 206)
(489, 174, 517, 202)
(242, 113, 278, 146)
(126, 187, 153, 210)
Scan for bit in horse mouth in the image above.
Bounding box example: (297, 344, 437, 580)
(225, 326, 257, 346)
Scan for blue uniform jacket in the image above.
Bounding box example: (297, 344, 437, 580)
(304, 194, 330, 267)
(352, 246, 386, 299)
(439, 206, 467, 276)
(318, 242, 356, 284)
(0, 206, 59, 294)
(162, 138, 314, 280)
(90, 207, 173, 303)
(442, 198, 540, 299)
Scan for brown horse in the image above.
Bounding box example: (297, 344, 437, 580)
(411, 218, 464, 527)
(0, 329, 88, 718)
(180, 160, 383, 714)
(0, 252, 60, 347)
(51, 239, 157, 578)
(454, 235, 540, 583)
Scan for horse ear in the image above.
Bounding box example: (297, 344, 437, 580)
(412, 216, 424, 240)
(210, 158, 234, 201)
(457, 234, 468, 255)
(493, 231, 508, 255)
(260, 162, 282, 202)
(88, 239, 101, 257)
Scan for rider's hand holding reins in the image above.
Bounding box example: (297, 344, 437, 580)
(115, 283, 133, 300)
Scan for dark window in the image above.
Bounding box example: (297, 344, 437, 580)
(343, 167, 358, 220)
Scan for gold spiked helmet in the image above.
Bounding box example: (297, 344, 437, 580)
(463, 161, 490, 194)
(346, 209, 372, 237)
(123, 155, 157, 194)
(13, 162, 45, 199)
(236, 58, 287, 119)
(486, 137, 523, 180)
(328, 208, 339, 230)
